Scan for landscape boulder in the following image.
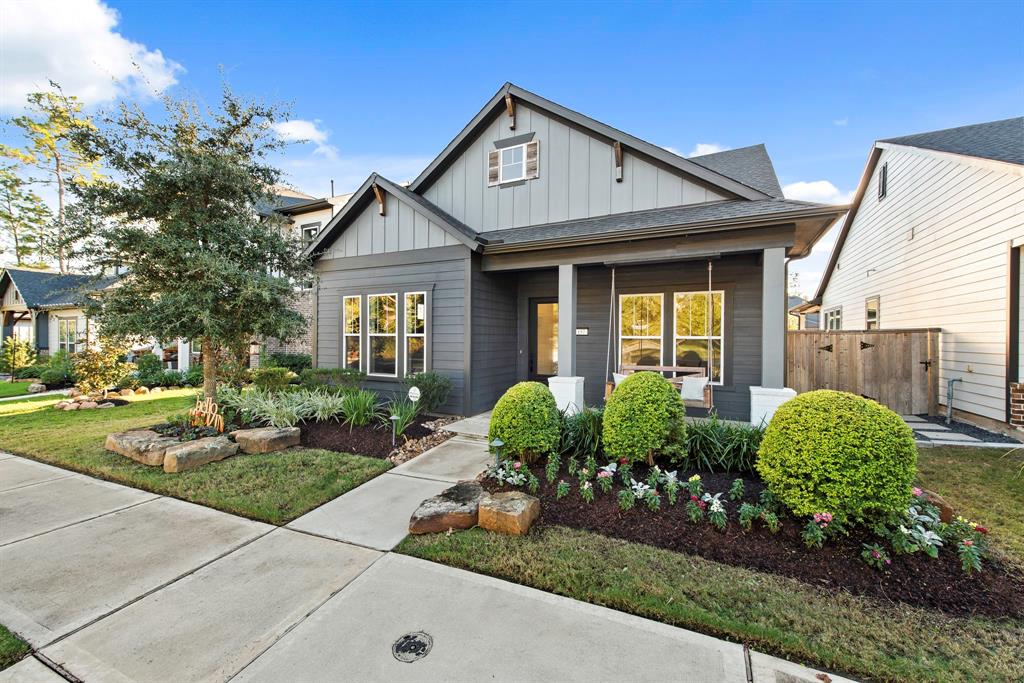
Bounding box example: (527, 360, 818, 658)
(63, 403, 80, 411)
(67, 388, 82, 398)
(135, 386, 150, 395)
(105, 429, 180, 466)
(98, 402, 115, 409)
(478, 491, 540, 536)
(151, 386, 163, 394)
(231, 427, 301, 454)
(27, 383, 47, 394)
(119, 389, 135, 397)
(923, 488, 955, 523)
(79, 401, 99, 410)
(409, 480, 484, 534)
(163, 436, 238, 473)
(53, 401, 69, 410)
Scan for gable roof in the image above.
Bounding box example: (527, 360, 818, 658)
(688, 144, 784, 198)
(305, 174, 481, 258)
(880, 117, 1023, 165)
(0, 268, 112, 310)
(408, 83, 773, 202)
(814, 116, 1024, 300)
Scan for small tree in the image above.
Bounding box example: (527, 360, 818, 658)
(71, 338, 134, 397)
(72, 86, 312, 400)
(0, 84, 102, 272)
(0, 338, 37, 380)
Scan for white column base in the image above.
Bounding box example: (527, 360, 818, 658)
(548, 376, 585, 415)
(750, 386, 797, 426)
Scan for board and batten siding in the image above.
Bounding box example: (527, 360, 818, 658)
(321, 189, 463, 260)
(421, 103, 728, 232)
(314, 251, 471, 414)
(821, 145, 1024, 421)
(514, 257, 763, 421)
(469, 259, 518, 414)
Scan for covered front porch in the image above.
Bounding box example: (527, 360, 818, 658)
(468, 229, 794, 424)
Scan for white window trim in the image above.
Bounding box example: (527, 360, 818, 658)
(301, 222, 321, 247)
(617, 293, 664, 369)
(343, 295, 361, 371)
(824, 307, 842, 331)
(404, 291, 427, 377)
(367, 292, 399, 377)
(57, 317, 81, 354)
(673, 290, 725, 385)
(865, 296, 880, 330)
(498, 143, 527, 184)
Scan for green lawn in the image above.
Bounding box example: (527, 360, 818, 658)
(0, 389, 391, 524)
(0, 381, 32, 399)
(0, 624, 29, 671)
(398, 446, 1024, 683)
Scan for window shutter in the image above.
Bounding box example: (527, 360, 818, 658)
(487, 150, 500, 186)
(525, 140, 540, 179)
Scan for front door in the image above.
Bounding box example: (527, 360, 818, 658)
(528, 298, 558, 380)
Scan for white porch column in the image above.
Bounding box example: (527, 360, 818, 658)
(751, 247, 795, 424)
(549, 263, 584, 413)
(178, 339, 191, 372)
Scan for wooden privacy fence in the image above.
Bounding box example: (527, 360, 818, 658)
(786, 329, 940, 416)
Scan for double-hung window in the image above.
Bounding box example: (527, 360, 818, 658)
(674, 291, 724, 383)
(405, 292, 426, 375)
(824, 308, 842, 330)
(619, 293, 662, 367)
(343, 295, 361, 369)
(865, 296, 880, 330)
(367, 293, 398, 376)
(58, 318, 80, 354)
(500, 145, 525, 183)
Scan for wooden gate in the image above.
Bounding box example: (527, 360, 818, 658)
(786, 329, 940, 415)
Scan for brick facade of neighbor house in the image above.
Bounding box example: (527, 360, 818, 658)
(1010, 383, 1024, 429)
(262, 288, 314, 358)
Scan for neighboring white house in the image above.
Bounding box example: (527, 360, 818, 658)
(804, 117, 1024, 429)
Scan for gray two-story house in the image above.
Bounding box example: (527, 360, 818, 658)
(304, 84, 847, 422)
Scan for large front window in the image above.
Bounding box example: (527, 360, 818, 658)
(343, 295, 361, 370)
(58, 318, 81, 354)
(405, 292, 426, 375)
(674, 291, 723, 383)
(368, 293, 397, 376)
(619, 293, 662, 367)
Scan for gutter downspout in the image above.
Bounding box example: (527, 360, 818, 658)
(946, 377, 962, 425)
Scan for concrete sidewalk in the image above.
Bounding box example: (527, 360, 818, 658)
(0, 453, 854, 683)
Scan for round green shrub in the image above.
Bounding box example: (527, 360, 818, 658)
(756, 390, 917, 523)
(603, 371, 686, 464)
(488, 381, 560, 462)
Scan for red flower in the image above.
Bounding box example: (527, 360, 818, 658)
(619, 458, 628, 465)
(975, 526, 988, 535)
(963, 539, 974, 547)
(690, 495, 699, 502)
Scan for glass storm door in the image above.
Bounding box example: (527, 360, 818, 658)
(529, 299, 558, 380)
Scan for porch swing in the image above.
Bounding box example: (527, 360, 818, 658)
(605, 259, 715, 412)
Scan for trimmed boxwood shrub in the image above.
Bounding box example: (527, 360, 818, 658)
(756, 390, 917, 523)
(488, 381, 560, 462)
(603, 371, 686, 464)
(402, 371, 452, 413)
(252, 366, 296, 392)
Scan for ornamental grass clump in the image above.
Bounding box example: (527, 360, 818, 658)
(488, 381, 560, 463)
(602, 372, 686, 465)
(756, 390, 917, 524)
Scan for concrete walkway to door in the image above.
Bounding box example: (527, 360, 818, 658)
(0, 450, 853, 683)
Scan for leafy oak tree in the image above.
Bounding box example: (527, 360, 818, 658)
(71, 86, 312, 399)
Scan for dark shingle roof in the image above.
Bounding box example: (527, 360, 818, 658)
(687, 144, 785, 198)
(478, 198, 831, 246)
(1, 268, 112, 309)
(881, 117, 1023, 165)
(256, 193, 315, 217)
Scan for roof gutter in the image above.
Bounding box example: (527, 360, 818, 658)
(480, 205, 848, 254)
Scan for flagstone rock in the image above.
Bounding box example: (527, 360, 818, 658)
(409, 480, 484, 534)
(79, 401, 99, 409)
(105, 430, 180, 466)
(231, 427, 301, 454)
(98, 402, 115, 409)
(163, 436, 238, 473)
(478, 491, 540, 536)
(63, 403, 79, 411)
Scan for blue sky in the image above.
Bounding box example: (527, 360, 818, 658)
(3, 0, 1022, 291)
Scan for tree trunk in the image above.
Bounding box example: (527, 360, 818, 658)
(55, 151, 66, 273)
(201, 338, 217, 401)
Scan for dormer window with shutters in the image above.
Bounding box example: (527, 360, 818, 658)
(488, 140, 539, 186)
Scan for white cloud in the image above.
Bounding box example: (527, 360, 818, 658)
(0, 0, 183, 110)
(833, 117, 849, 127)
(782, 180, 854, 204)
(687, 143, 728, 158)
(272, 119, 339, 161)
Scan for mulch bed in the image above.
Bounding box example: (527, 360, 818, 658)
(301, 420, 436, 459)
(487, 467, 1024, 620)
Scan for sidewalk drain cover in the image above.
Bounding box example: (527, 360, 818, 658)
(392, 632, 432, 663)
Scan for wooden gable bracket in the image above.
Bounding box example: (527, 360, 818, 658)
(613, 141, 624, 182)
(504, 93, 516, 131)
(372, 183, 386, 216)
